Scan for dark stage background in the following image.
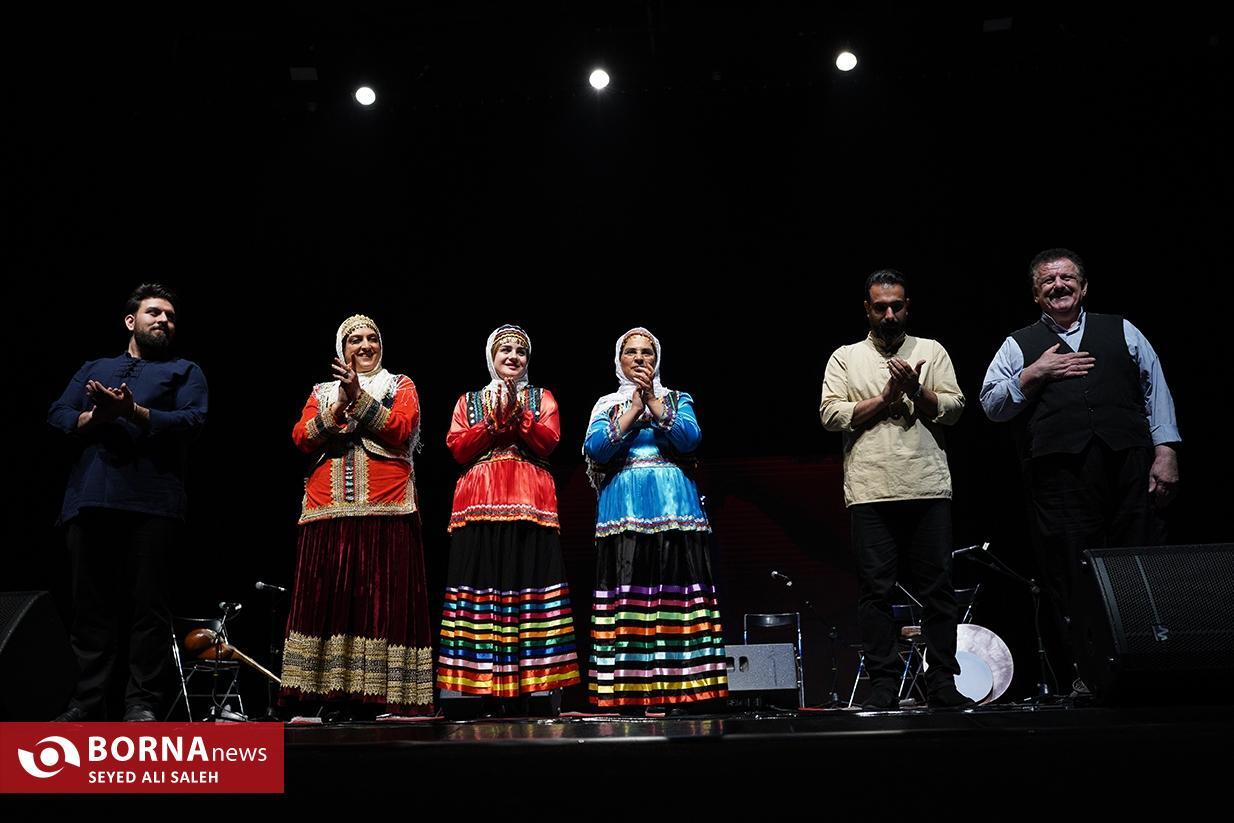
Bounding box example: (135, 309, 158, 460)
(8, 3, 1229, 709)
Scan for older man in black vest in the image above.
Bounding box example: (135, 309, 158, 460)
(980, 248, 1180, 687)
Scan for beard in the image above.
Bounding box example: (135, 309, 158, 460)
(875, 320, 904, 342)
(134, 328, 173, 358)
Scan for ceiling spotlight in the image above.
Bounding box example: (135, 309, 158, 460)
(589, 69, 610, 90)
(836, 51, 857, 72)
(355, 86, 376, 106)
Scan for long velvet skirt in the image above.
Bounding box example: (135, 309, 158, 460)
(281, 515, 434, 714)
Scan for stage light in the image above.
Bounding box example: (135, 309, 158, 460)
(355, 86, 376, 106)
(589, 69, 610, 90)
(836, 51, 857, 72)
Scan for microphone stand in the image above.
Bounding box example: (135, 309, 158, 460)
(206, 602, 246, 721)
(256, 583, 288, 721)
(770, 571, 844, 708)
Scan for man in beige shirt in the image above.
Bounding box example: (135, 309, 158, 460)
(820, 269, 971, 709)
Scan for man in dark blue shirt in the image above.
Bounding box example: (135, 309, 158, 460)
(48, 284, 208, 721)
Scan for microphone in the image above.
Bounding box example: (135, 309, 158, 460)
(770, 570, 794, 587)
(952, 541, 990, 558)
(255, 581, 287, 593)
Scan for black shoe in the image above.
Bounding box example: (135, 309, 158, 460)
(1068, 677, 1096, 704)
(123, 704, 157, 722)
(928, 685, 976, 710)
(54, 705, 89, 722)
(861, 685, 901, 710)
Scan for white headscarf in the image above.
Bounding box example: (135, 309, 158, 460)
(482, 324, 532, 401)
(586, 326, 672, 424)
(322, 313, 396, 405)
(314, 314, 420, 461)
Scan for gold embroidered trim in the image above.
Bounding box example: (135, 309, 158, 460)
(304, 413, 328, 444)
(353, 390, 392, 433)
(298, 498, 418, 524)
(331, 452, 346, 506)
(353, 446, 369, 506)
(359, 435, 408, 460)
(282, 630, 434, 706)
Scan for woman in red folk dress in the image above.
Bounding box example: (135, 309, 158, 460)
(436, 325, 580, 712)
(281, 314, 434, 718)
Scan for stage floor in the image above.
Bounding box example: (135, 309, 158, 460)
(284, 703, 1231, 798)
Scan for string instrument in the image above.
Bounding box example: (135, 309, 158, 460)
(184, 627, 282, 685)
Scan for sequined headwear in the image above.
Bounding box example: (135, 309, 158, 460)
(336, 314, 383, 374)
(485, 324, 532, 387)
(586, 326, 672, 426)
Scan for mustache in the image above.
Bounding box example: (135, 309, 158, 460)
(876, 320, 903, 338)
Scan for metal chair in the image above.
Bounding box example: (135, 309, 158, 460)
(166, 616, 246, 721)
(848, 586, 982, 708)
(893, 585, 983, 703)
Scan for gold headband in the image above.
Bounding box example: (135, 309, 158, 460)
(621, 331, 657, 358)
(338, 314, 381, 344)
(491, 331, 530, 359)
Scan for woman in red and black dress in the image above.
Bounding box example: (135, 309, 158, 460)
(281, 314, 434, 718)
(436, 324, 581, 709)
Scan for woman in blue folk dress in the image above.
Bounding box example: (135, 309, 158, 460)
(583, 327, 728, 711)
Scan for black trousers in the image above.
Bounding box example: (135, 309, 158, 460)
(1027, 440, 1158, 673)
(851, 499, 960, 690)
(65, 509, 176, 716)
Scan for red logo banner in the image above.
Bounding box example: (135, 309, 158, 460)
(0, 723, 284, 794)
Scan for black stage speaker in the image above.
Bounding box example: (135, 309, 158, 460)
(1075, 544, 1234, 703)
(0, 591, 77, 720)
(724, 643, 799, 708)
